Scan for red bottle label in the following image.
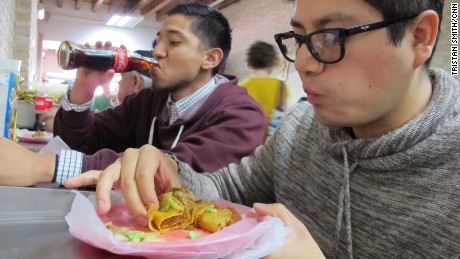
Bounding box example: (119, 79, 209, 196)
(113, 47, 129, 72)
(35, 96, 47, 111)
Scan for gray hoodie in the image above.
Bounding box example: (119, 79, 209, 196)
(180, 68, 460, 258)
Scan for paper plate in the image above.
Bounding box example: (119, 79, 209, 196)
(66, 191, 290, 259)
(17, 131, 52, 143)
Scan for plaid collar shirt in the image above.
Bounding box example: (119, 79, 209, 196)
(167, 76, 217, 125)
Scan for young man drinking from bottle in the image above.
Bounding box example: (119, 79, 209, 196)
(0, 4, 265, 186)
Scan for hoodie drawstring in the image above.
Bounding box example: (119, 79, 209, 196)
(148, 117, 156, 145)
(171, 125, 184, 149)
(148, 117, 184, 149)
(333, 146, 357, 259)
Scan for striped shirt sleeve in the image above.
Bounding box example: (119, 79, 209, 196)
(55, 150, 83, 184)
(61, 86, 93, 112)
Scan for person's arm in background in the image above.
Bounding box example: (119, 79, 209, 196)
(0, 138, 55, 186)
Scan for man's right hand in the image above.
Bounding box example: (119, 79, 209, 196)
(64, 144, 181, 224)
(69, 41, 116, 104)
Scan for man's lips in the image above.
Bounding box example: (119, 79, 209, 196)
(304, 89, 320, 104)
(150, 66, 160, 76)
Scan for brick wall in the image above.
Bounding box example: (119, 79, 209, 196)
(0, 0, 17, 59)
(0, 0, 37, 85)
(15, 0, 38, 84)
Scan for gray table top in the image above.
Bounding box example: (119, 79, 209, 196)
(0, 186, 145, 259)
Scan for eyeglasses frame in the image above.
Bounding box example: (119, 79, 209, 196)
(274, 14, 418, 64)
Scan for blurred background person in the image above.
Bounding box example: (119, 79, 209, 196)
(113, 70, 152, 105)
(92, 81, 113, 112)
(239, 40, 289, 140)
(114, 50, 154, 105)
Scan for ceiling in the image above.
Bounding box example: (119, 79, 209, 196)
(42, 0, 240, 23)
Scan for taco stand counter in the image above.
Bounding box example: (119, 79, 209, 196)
(0, 186, 145, 259)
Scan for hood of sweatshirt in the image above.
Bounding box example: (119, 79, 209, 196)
(315, 68, 460, 258)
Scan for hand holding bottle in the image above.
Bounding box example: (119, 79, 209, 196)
(58, 40, 158, 72)
(58, 40, 157, 104)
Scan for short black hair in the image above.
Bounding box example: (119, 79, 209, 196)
(246, 41, 278, 69)
(167, 3, 232, 75)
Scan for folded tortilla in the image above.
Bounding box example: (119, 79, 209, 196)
(148, 187, 241, 233)
(195, 207, 241, 233)
(148, 192, 193, 233)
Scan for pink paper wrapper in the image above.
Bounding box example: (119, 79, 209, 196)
(65, 191, 290, 258)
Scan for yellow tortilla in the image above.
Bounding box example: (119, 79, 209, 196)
(148, 192, 187, 232)
(148, 188, 241, 234)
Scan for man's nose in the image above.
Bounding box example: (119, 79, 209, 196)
(294, 44, 324, 75)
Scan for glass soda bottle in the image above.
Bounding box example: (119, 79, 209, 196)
(57, 41, 158, 72)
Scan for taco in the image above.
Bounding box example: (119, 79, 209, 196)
(148, 188, 195, 232)
(148, 187, 241, 233)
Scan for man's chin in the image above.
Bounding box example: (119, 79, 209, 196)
(315, 113, 349, 128)
(152, 83, 185, 94)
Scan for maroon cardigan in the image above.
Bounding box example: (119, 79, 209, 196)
(53, 75, 265, 173)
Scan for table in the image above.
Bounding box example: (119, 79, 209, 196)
(17, 141, 46, 152)
(0, 186, 144, 259)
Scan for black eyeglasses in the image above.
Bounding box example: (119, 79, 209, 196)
(274, 15, 418, 64)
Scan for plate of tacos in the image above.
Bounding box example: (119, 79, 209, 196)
(17, 130, 52, 143)
(65, 188, 290, 258)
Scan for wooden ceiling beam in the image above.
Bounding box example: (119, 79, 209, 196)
(75, 0, 84, 10)
(109, 0, 125, 13)
(154, 0, 207, 21)
(153, 1, 176, 21)
(153, 0, 234, 22)
(92, 0, 104, 12)
(57, 0, 64, 8)
(213, 0, 240, 10)
(197, 0, 219, 5)
(124, 0, 153, 14)
(141, 0, 173, 17)
(54, 0, 239, 24)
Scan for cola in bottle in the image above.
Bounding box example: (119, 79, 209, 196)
(57, 41, 158, 72)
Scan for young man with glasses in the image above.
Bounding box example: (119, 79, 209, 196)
(63, 0, 459, 258)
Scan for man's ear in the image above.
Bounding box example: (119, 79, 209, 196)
(202, 48, 224, 70)
(410, 10, 439, 68)
(132, 73, 141, 90)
